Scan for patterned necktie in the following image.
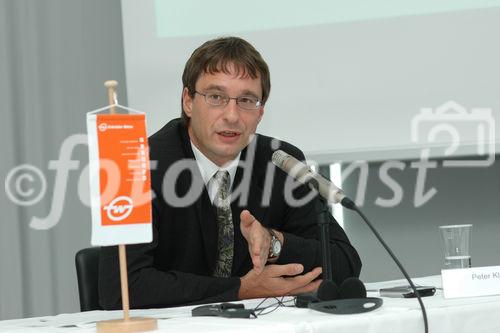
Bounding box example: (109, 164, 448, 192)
(212, 170, 234, 277)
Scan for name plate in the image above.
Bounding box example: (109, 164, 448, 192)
(442, 265, 500, 299)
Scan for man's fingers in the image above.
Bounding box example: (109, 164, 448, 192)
(288, 279, 323, 295)
(282, 266, 322, 294)
(251, 246, 269, 275)
(302, 266, 323, 280)
(240, 209, 270, 275)
(249, 231, 264, 270)
(265, 263, 304, 277)
(282, 266, 322, 285)
(240, 210, 256, 228)
(252, 256, 263, 274)
(240, 265, 323, 299)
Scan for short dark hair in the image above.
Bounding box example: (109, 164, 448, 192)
(181, 36, 271, 125)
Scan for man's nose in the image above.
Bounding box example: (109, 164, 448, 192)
(222, 99, 240, 122)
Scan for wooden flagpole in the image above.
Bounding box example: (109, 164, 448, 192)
(105, 80, 131, 321)
(96, 80, 157, 333)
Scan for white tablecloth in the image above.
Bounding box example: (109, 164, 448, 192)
(1, 275, 500, 333)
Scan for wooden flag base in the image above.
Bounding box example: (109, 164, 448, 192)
(97, 317, 158, 333)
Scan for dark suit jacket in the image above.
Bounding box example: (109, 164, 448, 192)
(99, 118, 361, 309)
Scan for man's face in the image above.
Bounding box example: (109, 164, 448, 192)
(183, 65, 264, 166)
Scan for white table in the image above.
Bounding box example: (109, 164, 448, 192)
(1, 276, 500, 333)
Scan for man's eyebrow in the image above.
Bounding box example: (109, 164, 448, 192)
(202, 85, 261, 98)
(240, 90, 261, 98)
(203, 84, 226, 92)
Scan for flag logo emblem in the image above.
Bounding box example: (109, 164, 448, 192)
(103, 196, 134, 221)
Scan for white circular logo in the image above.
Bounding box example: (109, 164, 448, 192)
(98, 123, 108, 132)
(103, 196, 133, 221)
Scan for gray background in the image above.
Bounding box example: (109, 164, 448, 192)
(0, 0, 127, 320)
(0, 0, 499, 321)
(341, 157, 500, 282)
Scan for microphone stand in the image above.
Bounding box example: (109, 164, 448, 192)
(316, 196, 333, 282)
(306, 176, 333, 282)
(294, 195, 335, 308)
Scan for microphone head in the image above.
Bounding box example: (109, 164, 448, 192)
(271, 150, 288, 169)
(338, 277, 367, 299)
(317, 280, 339, 301)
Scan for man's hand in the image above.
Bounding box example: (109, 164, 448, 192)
(238, 264, 322, 300)
(240, 210, 280, 274)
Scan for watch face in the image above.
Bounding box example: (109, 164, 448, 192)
(272, 239, 281, 255)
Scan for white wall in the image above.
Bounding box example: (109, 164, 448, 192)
(121, 0, 500, 162)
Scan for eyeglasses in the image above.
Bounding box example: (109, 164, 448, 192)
(194, 91, 263, 111)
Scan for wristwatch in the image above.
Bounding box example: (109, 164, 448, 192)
(268, 229, 282, 259)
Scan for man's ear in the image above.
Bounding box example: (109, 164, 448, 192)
(182, 87, 193, 117)
(257, 107, 264, 123)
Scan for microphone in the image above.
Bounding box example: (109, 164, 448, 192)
(317, 280, 340, 300)
(271, 150, 347, 205)
(273, 149, 429, 332)
(295, 280, 339, 308)
(338, 277, 367, 299)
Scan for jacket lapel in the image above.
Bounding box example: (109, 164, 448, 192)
(178, 125, 218, 273)
(231, 136, 269, 274)
(196, 188, 218, 273)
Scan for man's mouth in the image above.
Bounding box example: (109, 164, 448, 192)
(217, 130, 240, 137)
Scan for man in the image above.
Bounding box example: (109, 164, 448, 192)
(99, 37, 361, 309)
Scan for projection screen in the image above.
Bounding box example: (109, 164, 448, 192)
(121, 0, 500, 163)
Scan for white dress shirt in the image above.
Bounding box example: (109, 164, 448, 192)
(190, 142, 240, 204)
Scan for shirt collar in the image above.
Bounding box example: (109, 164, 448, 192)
(190, 141, 240, 189)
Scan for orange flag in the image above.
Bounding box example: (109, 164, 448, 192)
(87, 106, 152, 245)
